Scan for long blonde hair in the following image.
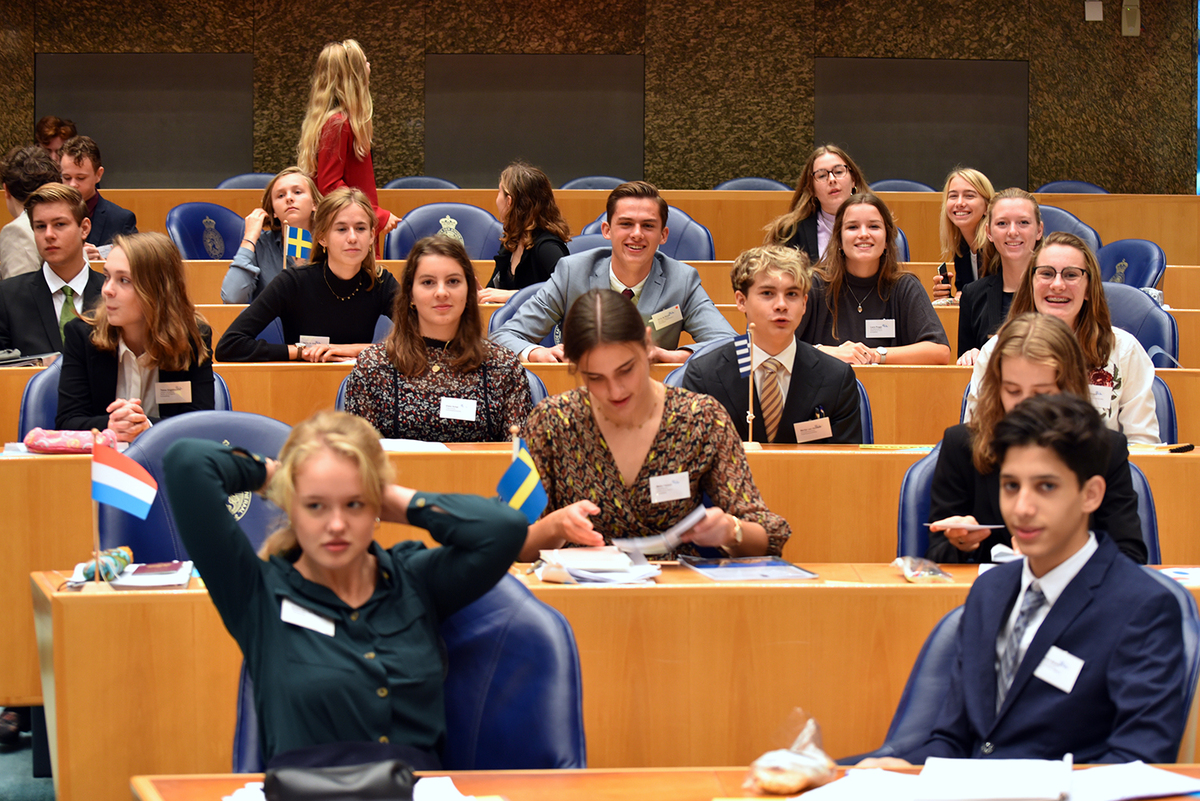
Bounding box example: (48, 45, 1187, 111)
(296, 39, 374, 175)
(259, 411, 393, 560)
(938, 168, 994, 263)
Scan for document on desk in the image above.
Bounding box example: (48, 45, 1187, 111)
(914, 756, 1071, 800)
(799, 768, 919, 799)
(1069, 760, 1200, 801)
(379, 438, 452, 453)
(611, 505, 705, 555)
(537, 545, 662, 584)
(678, 555, 818, 581)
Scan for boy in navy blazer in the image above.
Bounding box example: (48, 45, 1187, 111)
(861, 394, 1185, 766)
(60, 136, 137, 258)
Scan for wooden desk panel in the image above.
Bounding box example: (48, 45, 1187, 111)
(1, 365, 40, 444)
(1165, 266, 1200, 308)
(1174, 309, 1200, 369)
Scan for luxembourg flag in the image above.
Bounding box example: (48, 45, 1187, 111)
(92, 440, 158, 520)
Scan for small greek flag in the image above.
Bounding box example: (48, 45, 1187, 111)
(733, 333, 752, 378)
(92, 440, 158, 520)
(285, 225, 313, 260)
(496, 439, 548, 524)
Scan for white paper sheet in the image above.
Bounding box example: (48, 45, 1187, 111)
(914, 756, 1071, 800)
(800, 768, 920, 800)
(1069, 761, 1200, 801)
(379, 439, 452, 453)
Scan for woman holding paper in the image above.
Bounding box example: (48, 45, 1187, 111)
(215, 187, 400, 363)
(162, 410, 525, 768)
(221, 167, 322, 304)
(926, 312, 1144, 564)
(56, 231, 215, 441)
(518, 288, 790, 562)
(342, 236, 533, 441)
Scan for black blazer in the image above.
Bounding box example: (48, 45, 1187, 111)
(782, 213, 820, 264)
(0, 267, 104, 355)
(87, 194, 138, 247)
(952, 240, 978, 295)
(682, 337, 862, 444)
(487, 229, 569, 291)
(925, 423, 1145, 564)
(56, 317, 215, 431)
(956, 273, 1010, 356)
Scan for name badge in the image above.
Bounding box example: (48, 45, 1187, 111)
(865, 319, 896, 338)
(299, 335, 330, 346)
(649, 471, 690, 504)
(156, 381, 192, 404)
(280, 597, 335, 637)
(793, 417, 834, 443)
(1088, 383, 1113, 415)
(1033, 645, 1085, 694)
(650, 305, 683, 330)
(440, 397, 478, 421)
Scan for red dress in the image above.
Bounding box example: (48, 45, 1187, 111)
(316, 113, 391, 231)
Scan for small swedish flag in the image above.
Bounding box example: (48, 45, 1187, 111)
(285, 225, 313, 261)
(496, 439, 548, 524)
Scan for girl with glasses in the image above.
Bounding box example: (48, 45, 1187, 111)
(764, 144, 868, 263)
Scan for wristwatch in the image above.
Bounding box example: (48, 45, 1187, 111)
(876, 346, 888, 364)
(294, 343, 306, 361)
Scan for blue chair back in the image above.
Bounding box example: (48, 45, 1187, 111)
(560, 175, 626, 190)
(18, 359, 63, 439)
(488, 282, 557, 348)
(565, 233, 612, 255)
(581, 207, 715, 261)
(896, 443, 942, 558)
(372, 315, 393, 343)
(526, 368, 548, 405)
(869, 179, 937, 192)
(234, 574, 586, 771)
(1040, 205, 1102, 253)
(664, 337, 737, 388)
(1035, 180, 1109, 194)
(256, 318, 285, 346)
(383, 176, 460, 189)
(857, 379, 874, 445)
(1098, 239, 1167, 289)
(1103, 282, 1179, 368)
(213, 371, 232, 412)
(99, 411, 291, 563)
(1140, 565, 1200, 753)
(1130, 463, 1161, 565)
(216, 173, 274, 189)
(166, 202, 246, 260)
(1152, 375, 1178, 445)
(714, 177, 791, 190)
(385, 203, 503, 261)
(335, 374, 350, 411)
(894, 227, 910, 262)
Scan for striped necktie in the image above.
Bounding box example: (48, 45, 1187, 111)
(760, 358, 784, 443)
(59, 286, 78, 340)
(996, 583, 1047, 712)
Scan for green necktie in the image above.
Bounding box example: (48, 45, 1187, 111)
(59, 286, 78, 340)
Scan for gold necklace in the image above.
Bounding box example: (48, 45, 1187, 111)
(324, 265, 362, 302)
(846, 282, 869, 314)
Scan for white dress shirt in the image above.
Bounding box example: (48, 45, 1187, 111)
(608, 263, 649, 304)
(115, 338, 160, 419)
(42, 260, 91, 320)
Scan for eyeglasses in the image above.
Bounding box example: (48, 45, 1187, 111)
(813, 165, 849, 182)
(1033, 266, 1087, 284)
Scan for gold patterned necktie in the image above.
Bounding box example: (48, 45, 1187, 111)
(760, 358, 784, 443)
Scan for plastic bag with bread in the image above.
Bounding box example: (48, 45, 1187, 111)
(744, 711, 836, 795)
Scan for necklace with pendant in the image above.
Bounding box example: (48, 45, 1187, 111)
(846, 283, 868, 313)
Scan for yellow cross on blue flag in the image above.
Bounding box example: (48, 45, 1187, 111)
(496, 438, 548, 524)
(285, 225, 313, 260)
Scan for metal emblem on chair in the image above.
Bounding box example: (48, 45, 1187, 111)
(437, 215, 466, 247)
(202, 216, 225, 259)
(1113, 259, 1128, 283)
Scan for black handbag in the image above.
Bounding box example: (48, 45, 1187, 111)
(264, 758, 416, 800)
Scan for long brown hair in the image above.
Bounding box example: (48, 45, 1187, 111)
(969, 313, 1090, 472)
(1009, 231, 1113, 370)
(938, 167, 994, 262)
(385, 236, 485, 376)
(498, 162, 571, 251)
(311, 187, 383, 291)
(763, 144, 867, 245)
(977, 187, 1041, 279)
(816, 193, 905, 341)
(85, 232, 209, 370)
(562, 288, 648, 366)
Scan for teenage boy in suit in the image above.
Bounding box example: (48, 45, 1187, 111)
(683, 244, 861, 443)
(59, 136, 137, 258)
(860, 393, 1185, 766)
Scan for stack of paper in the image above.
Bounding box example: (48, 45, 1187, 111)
(68, 560, 194, 590)
(915, 756, 1071, 800)
(537, 546, 661, 584)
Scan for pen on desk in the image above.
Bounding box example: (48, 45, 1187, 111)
(525, 559, 544, 575)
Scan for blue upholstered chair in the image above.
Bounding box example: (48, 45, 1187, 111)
(581, 206, 715, 261)
(894, 227, 910, 262)
(213, 372, 232, 412)
(1039, 205, 1102, 253)
(1140, 565, 1200, 757)
(216, 173, 274, 189)
(1098, 239, 1167, 289)
(233, 574, 586, 771)
(166, 202, 246, 260)
(383, 176, 460, 189)
(565, 233, 611, 255)
(487, 282, 557, 347)
(1104, 282, 1179, 368)
(869, 179, 937, 192)
(99, 411, 291, 563)
(17, 359, 63, 439)
(560, 175, 626, 190)
(384, 203, 503, 261)
(714, 177, 791, 190)
(255, 318, 285, 346)
(1035, 180, 1109, 194)
(1130, 463, 1161, 564)
(1152, 375, 1178, 445)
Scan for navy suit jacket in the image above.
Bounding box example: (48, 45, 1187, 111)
(681, 336, 862, 444)
(0, 266, 104, 354)
(87, 194, 138, 247)
(902, 534, 1185, 764)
